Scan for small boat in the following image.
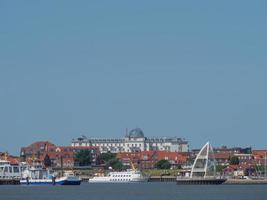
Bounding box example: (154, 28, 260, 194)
(89, 169, 148, 183)
(54, 171, 81, 185)
(20, 162, 81, 185)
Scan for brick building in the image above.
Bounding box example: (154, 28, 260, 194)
(20, 141, 100, 168)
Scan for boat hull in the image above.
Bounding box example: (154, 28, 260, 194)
(20, 178, 81, 185)
(176, 178, 227, 185)
(56, 180, 81, 185)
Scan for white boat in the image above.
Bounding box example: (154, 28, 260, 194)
(0, 159, 23, 180)
(20, 163, 81, 185)
(88, 169, 148, 183)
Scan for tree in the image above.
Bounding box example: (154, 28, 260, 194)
(75, 149, 92, 166)
(216, 165, 227, 173)
(43, 154, 52, 168)
(106, 158, 125, 171)
(155, 159, 171, 169)
(99, 152, 116, 163)
(99, 152, 126, 171)
(230, 156, 240, 165)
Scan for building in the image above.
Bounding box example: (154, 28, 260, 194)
(116, 151, 189, 169)
(71, 128, 189, 153)
(252, 150, 267, 165)
(20, 141, 100, 168)
(0, 152, 20, 165)
(191, 146, 253, 166)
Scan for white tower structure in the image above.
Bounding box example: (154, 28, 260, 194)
(190, 142, 216, 178)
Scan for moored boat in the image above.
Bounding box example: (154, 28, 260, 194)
(89, 169, 148, 183)
(20, 163, 81, 185)
(0, 159, 25, 184)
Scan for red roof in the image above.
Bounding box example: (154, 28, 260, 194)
(117, 151, 189, 164)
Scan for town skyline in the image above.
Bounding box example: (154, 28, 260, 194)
(2, 127, 264, 156)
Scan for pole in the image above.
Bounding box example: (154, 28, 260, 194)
(265, 152, 266, 178)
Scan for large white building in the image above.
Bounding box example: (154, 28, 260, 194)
(71, 128, 189, 153)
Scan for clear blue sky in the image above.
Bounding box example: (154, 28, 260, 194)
(1, 1, 267, 155)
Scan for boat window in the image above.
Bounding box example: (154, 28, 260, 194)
(0, 167, 3, 172)
(4, 167, 8, 172)
(13, 167, 20, 173)
(9, 167, 12, 173)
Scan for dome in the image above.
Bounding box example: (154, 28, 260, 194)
(128, 128, 145, 138)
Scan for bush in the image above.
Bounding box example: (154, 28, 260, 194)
(75, 149, 92, 166)
(155, 160, 171, 169)
(230, 156, 240, 165)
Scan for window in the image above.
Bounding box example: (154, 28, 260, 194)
(4, 167, 8, 172)
(13, 167, 20, 173)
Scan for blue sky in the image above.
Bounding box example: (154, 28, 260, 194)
(0, 1, 267, 155)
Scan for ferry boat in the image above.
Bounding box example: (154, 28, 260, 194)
(20, 163, 81, 185)
(89, 169, 148, 183)
(0, 159, 23, 180)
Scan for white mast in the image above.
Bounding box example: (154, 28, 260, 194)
(190, 142, 216, 178)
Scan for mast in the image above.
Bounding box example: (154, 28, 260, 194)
(265, 151, 266, 178)
(190, 142, 216, 179)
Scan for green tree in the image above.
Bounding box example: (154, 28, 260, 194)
(230, 156, 240, 165)
(216, 165, 227, 173)
(75, 149, 92, 166)
(99, 152, 116, 163)
(155, 159, 171, 169)
(106, 158, 125, 171)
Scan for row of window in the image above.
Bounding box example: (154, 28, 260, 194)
(77, 142, 180, 148)
(0, 166, 21, 173)
(111, 179, 131, 181)
(112, 174, 132, 177)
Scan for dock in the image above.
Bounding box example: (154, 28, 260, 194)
(0, 178, 20, 185)
(148, 176, 176, 182)
(176, 178, 226, 185)
(225, 179, 267, 185)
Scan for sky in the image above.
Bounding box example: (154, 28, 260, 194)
(0, 1, 267, 155)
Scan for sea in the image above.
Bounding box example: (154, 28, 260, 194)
(0, 182, 266, 200)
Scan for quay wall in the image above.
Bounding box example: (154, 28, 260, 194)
(0, 179, 20, 185)
(149, 176, 176, 182)
(225, 179, 267, 185)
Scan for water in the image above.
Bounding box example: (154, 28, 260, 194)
(0, 183, 266, 200)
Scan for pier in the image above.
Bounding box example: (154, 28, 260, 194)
(225, 179, 267, 185)
(148, 176, 176, 182)
(176, 178, 226, 185)
(0, 178, 20, 185)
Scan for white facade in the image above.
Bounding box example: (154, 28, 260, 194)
(71, 128, 189, 153)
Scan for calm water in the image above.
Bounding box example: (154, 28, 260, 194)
(0, 183, 266, 200)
